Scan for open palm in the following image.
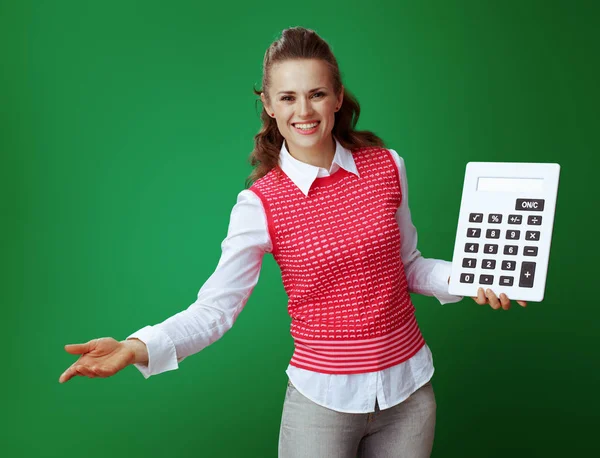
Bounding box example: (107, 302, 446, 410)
(59, 337, 135, 383)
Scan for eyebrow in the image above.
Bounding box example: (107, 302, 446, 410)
(276, 87, 327, 95)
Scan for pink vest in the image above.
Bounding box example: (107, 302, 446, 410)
(250, 146, 425, 374)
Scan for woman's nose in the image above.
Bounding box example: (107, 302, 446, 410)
(298, 98, 314, 116)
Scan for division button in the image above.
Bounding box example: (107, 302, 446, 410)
(516, 199, 545, 212)
(460, 273, 475, 283)
(479, 274, 494, 285)
(523, 246, 538, 256)
(469, 213, 483, 223)
(519, 262, 536, 288)
(527, 215, 543, 225)
(500, 276, 514, 286)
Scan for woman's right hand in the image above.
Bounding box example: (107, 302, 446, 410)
(59, 337, 141, 383)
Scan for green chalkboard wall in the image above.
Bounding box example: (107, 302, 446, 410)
(4, 0, 598, 457)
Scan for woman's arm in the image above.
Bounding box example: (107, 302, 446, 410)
(389, 149, 463, 305)
(126, 189, 272, 378)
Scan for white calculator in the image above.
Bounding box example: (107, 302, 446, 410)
(448, 162, 560, 302)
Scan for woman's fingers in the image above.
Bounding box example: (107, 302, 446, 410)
(471, 288, 528, 311)
(474, 287, 487, 305)
(485, 289, 501, 310)
(64, 339, 98, 355)
(499, 293, 511, 310)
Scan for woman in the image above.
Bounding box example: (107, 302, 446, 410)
(59, 27, 526, 457)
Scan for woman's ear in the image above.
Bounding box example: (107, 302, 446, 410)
(337, 85, 344, 109)
(261, 92, 273, 116)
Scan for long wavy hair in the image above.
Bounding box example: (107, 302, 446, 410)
(245, 26, 386, 188)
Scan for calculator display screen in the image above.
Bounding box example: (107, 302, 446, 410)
(476, 177, 544, 193)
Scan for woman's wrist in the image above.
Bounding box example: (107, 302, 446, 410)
(123, 338, 149, 365)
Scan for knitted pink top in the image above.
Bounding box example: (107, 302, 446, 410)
(249, 146, 426, 374)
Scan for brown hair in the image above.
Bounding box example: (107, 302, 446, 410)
(245, 26, 386, 188)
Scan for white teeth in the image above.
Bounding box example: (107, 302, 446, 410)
(295, 122, 319, 129)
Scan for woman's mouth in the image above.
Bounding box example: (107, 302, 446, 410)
(293, 121, 320, 135)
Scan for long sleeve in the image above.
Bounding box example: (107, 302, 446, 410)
(388, 149, 463, 305)
(127, 189, 272, 378)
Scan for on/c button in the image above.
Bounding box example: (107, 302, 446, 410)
(516, 199, 545, 212)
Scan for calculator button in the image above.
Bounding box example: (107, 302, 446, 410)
(508, 215, 522, 224)
(462, 258, 477, 268)
(519, 262, 536, 288)
(526, 231, 540, 241)
(482, 259, 496, 269)
(505, 230, 520, 240)
(503, 245, 518, 255)
(488, 214, 502, 224)
(485, 229, 500, 239)
(484, 244, 498, 254)
(460, 273, 475, 283)
(465, 243, 479, 253)
(501, 260, 516, 271)
(479, 275, 494, 285)
(527, 215, 542, 225)
(467, 228, 481, 238)
(516, 198, 545, 212)
(500, 276, 514, 286)
(524, 246, 538, 256)
(469, 213, 483, 223)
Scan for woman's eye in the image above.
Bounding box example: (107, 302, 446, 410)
(280, 92, 325, 102)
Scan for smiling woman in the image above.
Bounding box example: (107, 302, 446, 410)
(60, 25, 525, 458)
(248, 27, 385, 187)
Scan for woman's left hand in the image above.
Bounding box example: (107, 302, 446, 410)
(448, 277, 527, 310)
(472, 286, 527, 310)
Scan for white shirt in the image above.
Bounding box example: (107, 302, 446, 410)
(127, 136, 463, 413)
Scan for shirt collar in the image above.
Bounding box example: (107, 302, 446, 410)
(278, 136, 360, 196)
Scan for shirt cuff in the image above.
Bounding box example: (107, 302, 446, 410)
(126, 325, 180, 379)
(430, 261, 464, 305)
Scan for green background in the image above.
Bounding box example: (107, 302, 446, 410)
(3, 0, 598, 456)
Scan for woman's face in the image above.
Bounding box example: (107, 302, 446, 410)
(261, 59, 344, 159)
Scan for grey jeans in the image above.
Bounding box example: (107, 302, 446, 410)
(278, 379, 437, 458)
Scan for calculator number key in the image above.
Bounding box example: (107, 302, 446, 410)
(501, 260, 516, 271)
(526, 231, 541, 241)
(503, 245, 518, 255)
(482, 259, 496, 270)
(488, 214, 502, 224)
(467, 228, 481, 238)
(465, 243, 479, 253)
(469, 213, 483, 223)
(460, 273, 475, 283)
(506, 230, 520, 240)
(527, 215, 542, 225)
(486, 229, 500, 239)
(462, 258, 477, 268)
(484, 244, 498, 254)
